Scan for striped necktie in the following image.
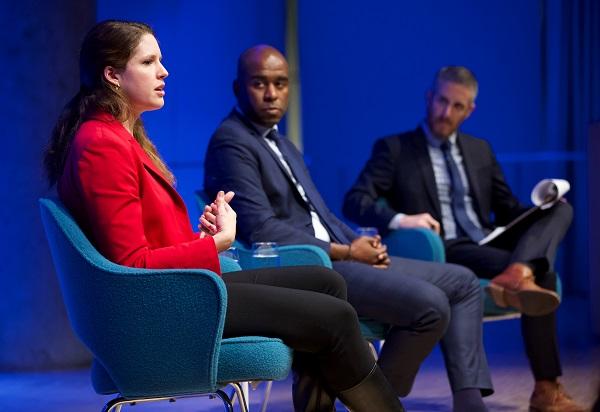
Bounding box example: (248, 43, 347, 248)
(440, 141, 485, 242)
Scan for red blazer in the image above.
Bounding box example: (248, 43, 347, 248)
(58, 112, 221, 274)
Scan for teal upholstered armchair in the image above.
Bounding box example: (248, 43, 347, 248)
(39, 198, 293, 412)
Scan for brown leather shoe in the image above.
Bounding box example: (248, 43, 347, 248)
(485, 263, 560, 317)
(530, 381, 588, 412)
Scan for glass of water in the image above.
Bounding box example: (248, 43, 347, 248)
(219, 246, 240, 263)
(356, 227, 379, 238)
(251, 242, 281, 268)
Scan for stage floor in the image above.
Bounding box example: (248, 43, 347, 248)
(1, 299, 598, 411)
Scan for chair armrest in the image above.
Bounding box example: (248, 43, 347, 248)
(220, 255, 242, 272)
(383, 228, 445, 262)
(236, 244, 332, 269)
(64, 263, 227, 397)
(278, 245, 333, 268)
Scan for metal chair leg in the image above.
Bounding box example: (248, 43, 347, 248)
(259, 381, 273, 412)
(225, 382, 249, 409)
(102, 397, 128, 412)
(102, 396, 172, 412)
(102, 390, 239, 412)
(214, 389, 235, 412)
(241, 381, 250, 411)
(230, 382, 249, 412)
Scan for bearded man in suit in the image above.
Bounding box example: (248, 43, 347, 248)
(343, 66, 584, 412)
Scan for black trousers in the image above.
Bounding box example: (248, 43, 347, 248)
(445, 202, 573, 380)
(221, 265, 374, 393)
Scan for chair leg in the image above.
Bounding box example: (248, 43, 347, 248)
(103, 392, 238, 412)
(102, 397, 128, 412)
(225, 382, 249, 408)
(242, 381, 250, 411)
(259, 381, 273, 412)
(230, 382, 249, 412)
(215, 389, 235, 412)
(102, 395, 178, 412)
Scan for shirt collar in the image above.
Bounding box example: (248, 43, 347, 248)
(421, 120, 457, 148)
(235, 106, 278, 138)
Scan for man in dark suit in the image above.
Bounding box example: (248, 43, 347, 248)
(205, 46, 493, 412)
(343, 66, 584, 412)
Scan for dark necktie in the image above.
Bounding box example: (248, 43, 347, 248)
(265, 128, 282, 146)
(264, 128, 349, 243)
(440, 141, 485, 242)
(265, 129, 302, 185)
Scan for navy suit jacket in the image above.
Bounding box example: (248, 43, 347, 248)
(204, 110, 357, 250)
(343, 126, 528, 238)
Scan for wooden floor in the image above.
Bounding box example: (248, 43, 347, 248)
(1, 299, 598, 412)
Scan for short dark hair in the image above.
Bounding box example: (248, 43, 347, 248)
(432, 66, 478, 99)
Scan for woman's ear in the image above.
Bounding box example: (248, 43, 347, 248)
(103, 66, 120, 89)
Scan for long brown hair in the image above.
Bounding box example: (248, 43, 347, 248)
(44, 20, 174, 186)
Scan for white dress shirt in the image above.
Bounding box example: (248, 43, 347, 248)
(389, 122, 484, 240)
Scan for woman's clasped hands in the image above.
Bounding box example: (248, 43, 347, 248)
(198, 190, 237, 252)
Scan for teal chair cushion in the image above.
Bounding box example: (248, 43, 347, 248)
(217, 336, 293, 383)
(383, 228, 445, 263)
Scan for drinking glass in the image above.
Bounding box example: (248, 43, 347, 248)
(356, 227, 379, 238)
(251, 242, 281, 268)
(219, 246, 240, 263)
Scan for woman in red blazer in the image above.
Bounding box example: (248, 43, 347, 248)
(44, 20, 404, 412)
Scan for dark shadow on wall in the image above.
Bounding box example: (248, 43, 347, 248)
(0, 0, 96, 370)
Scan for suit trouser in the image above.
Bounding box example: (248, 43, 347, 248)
(222, 265, 374, 393)
(333, 257, 493, 397)
(445, 202, 573, 380)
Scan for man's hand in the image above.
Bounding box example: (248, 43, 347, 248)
(398, 213, 441, 234)
(350, 236, 390, 268)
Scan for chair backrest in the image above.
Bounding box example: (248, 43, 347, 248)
(39, 198, 228, 397)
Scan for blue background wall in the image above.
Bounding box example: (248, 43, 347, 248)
(0, 0, 95, 369)
(298, 0, 544, 208)
(1, 0, 597, 369)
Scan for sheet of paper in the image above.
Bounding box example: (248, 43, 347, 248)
(531, 179, 570, 210)
(479, 178, 570, 246)
(478, 226, 506, 246)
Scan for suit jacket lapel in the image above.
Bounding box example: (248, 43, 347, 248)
(456, 133, 484, 219)
(278, 139, 349, 243)
(231, 111, 301, 190)
(413, 129, 442, 219)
